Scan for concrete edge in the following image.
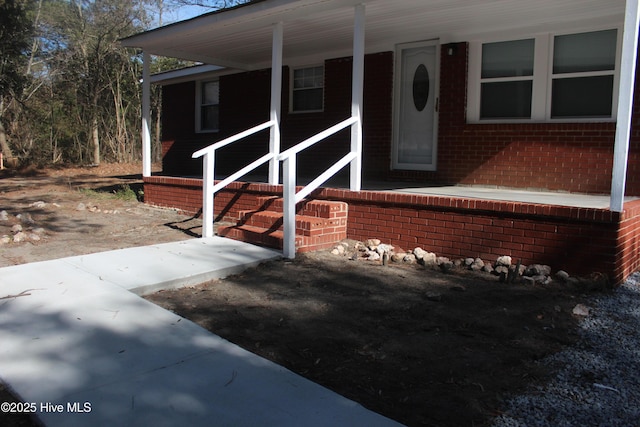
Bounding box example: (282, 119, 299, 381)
(129, 253, 282, 296)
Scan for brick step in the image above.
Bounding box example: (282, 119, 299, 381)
(217, 224, 303, 249)
(218, 196, 348, 254)
(237, 210, 347, 237)
(255, 196, 348, 219)
(217, 224, 344, 253)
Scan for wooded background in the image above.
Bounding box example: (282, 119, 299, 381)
(0, 0, 249, 167)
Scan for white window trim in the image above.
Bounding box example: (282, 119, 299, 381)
(467, 27, 622, 124)
(195, 80, 219, 133)
(289, 64, 325, 114)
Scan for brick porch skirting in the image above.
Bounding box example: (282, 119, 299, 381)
(144, 176, 640, 286)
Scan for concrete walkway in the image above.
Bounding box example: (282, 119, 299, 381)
(0, 237, 402, 427)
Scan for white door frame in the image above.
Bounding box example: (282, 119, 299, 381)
(392, 40, 440, 171)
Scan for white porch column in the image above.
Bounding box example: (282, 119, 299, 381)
(269, 22, 283, 185)
(610, 0, 640, 212)
(201, 153, 215, 238)
(350, 4, 365, 192)
(142, 51, 152, 178)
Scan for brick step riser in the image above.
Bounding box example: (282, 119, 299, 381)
(255, 197, 347, 219)
(237, 211, 347, 237)
(218, 225, 345, 252)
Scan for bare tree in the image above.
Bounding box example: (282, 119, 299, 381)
(40, 0, 145, 165)
(0, 0, 219, 167)
(0, 0, 34, 162)
(167, 0, 252, 11)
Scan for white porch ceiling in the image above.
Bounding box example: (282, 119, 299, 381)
(122, 0, 625, 70)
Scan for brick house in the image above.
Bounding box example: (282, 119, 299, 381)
(122, 0, 640, 284)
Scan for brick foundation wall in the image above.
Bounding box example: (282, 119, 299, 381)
(319, 187, 622, 283)
(144, 176, 281, 221)
(616, 200, 640, 282)
(144, 176, 638, 285)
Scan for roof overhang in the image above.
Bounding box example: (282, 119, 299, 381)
(122, 0, 625, 71)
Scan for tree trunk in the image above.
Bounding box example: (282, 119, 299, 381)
(92, 116, 100, 165)
(0, 119, 14, 160)
(0, 99, 15, 159)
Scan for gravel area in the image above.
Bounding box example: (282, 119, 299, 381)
(492, 273, 640, 427)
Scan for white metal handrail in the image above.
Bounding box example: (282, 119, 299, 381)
(192, 121, 275, 159)
(278, 117, 358, 160)
(278, 116, 361, 259)
(192, 120, 277, 237)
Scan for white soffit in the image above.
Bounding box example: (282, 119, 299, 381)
(122, 0, 625, 70)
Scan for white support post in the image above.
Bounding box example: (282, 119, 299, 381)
(269, 22, 283, 185)
(610, 0, 640, 212)
(282, 156, 297, 259)
(142, 51, 152, 178)
(350, 4, 365, 192)
(202, 153, 215, 238)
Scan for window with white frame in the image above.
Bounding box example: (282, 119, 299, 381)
(291, 66, 324, 112)
(480, 38, 535, 119)
(468, 29, 619, 122)
(197, 80, 219, 132)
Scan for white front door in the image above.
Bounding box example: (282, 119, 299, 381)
(393, 41, 439, 171)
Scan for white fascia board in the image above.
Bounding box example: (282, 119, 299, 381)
(151, 68, 243, 86)
(151, 65, 225, 85)
(147, 47, 258, 71)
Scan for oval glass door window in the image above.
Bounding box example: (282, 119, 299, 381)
(412, 64, 429, 111)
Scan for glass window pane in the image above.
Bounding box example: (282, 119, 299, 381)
(551, 75, 613, 118)
(553, 30, 617, 74)
(202, 81, 219, 105)
(293, 69, 306, 89)
(293, 88, 323, 111)
(480, 80, 532, 119)
(294, 66, 323, 89)
(482, 39, 534, 78)
(201, 105, 219, 130)
(293, 66, 323, 111)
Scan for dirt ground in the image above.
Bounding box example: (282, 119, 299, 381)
(0, 163, 202, 267)
(0, 164, 600, 427)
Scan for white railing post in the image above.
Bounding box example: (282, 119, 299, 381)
(142, 51, 152, 178)
(193, 120, 276, 239)
(269, 22, 283, 185)
(610, 0, 640, 212)
(278, 116, 359, 258)
(202, 152, 215, 238)
(282, 155, 297, 259)
(350, 4, 365, 192)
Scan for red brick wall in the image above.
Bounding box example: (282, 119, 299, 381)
(161, 46, 639, 195)
(278, 52, 393, 178)
(318, 187, 621, 282)
(616, 200, 640, 282)
(162, 82, 196, 141)
(160, 53, 393, 179)
(161, 82, 211, 175)
(144, 176, 638, 285)
(389, 42, 640, 196)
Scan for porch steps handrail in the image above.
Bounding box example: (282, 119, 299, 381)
(192, 120, 275, 158)
(192, 120, 277, 238)
(278, 116, 358, 161)
(277, 116, 360, 259)
(211, 153, 275, 195)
